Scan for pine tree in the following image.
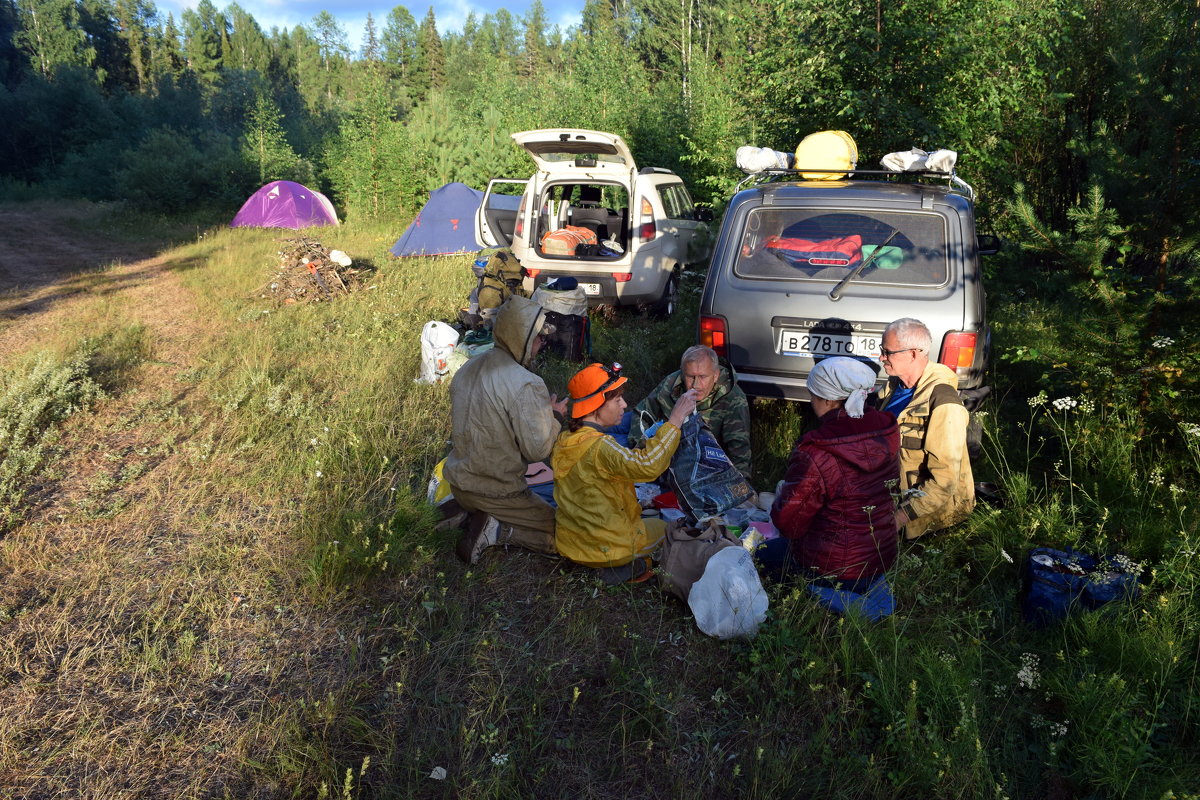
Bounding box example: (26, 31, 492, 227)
(413, 7, 443, 99)
(381, 5, 416, 87)
(521, 0, 547, 80)
(181, 0, 224, 86)
(114, 0, 153, 91)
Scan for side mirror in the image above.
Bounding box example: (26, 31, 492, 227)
(977, 234, 1001, 256)
(694, 207, 715, 223)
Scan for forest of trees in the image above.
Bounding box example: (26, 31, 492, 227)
(0, 0, 1196, 272)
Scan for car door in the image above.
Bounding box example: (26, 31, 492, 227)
(476, 179, 528, 248)
(662, 183, 712, 265)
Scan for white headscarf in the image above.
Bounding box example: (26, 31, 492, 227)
(807, 357, 878, 418)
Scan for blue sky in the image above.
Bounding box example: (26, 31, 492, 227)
(158, 1, 588, 52)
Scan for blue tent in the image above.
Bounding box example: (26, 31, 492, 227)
(390, 182, 519, 257)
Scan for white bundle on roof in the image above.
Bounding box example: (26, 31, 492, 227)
(881, 147, 958, 173)
(736, 146, 795, 174)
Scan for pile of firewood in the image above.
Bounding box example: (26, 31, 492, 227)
(258, 237, 373, 304)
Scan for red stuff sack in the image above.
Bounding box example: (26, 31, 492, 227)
(764, 234, 863, 268)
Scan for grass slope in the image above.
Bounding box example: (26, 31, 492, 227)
(0, 202, 1196, 799)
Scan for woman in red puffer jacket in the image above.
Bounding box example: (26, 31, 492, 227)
(762, 357, 900, 590)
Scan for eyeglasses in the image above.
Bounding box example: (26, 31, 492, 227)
(879, 346, 920, 359)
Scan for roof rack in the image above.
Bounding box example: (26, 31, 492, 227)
(735, 167, 975, 201)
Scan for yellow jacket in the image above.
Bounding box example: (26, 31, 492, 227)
(552, 422, 681, 567)
(876, 362, 975, 539)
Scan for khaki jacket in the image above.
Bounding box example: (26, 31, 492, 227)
(444, 297, 558, 498)
(876, 362, 974, 538)
(552, 422, 681, 568)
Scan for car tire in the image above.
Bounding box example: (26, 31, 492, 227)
(649, 272, 679, 319)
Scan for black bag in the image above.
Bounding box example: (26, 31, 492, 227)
(542, 310, 590, 362)
(665, 413, 754, 521)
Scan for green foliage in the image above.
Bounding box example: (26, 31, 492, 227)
(1004, 183, 1200, 423)
(13, 0, 94, 79)
(0, 350, 104, 530)
(241, 91, 305, 185)
(324, 66, 424, 220)
(115, 126, 246, 211)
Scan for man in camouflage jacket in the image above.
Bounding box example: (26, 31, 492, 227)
(627, 345, 753, 479)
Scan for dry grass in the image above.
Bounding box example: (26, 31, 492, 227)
(3, 202, 1196, 799)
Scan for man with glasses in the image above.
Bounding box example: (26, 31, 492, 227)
(875, 317, 975, 538)
(445, 296, 568, 564)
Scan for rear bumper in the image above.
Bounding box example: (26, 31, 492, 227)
(527, 271, 660, 306)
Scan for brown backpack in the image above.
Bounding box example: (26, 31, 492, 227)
(658, 518, 742, 601)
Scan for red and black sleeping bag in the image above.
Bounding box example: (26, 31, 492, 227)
(764, 234, 863, 268)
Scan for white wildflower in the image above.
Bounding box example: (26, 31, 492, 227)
(1182, 423, 1200, 438)
(1028, 391, 1048, 408)
(310, 437, 319, 446)
(1049, 721, 1068, 738)
(315, 470, 323, 478)
(1111, 554, 1141, 574)
(1017, 653, 1040, 690)
(1077, 396, 1096, 414)
(1052, 396, 1078, 411)
(1152, 336, 1175, 349)
(490, 753, 509, 767)
(1148, 466, 1164, 488)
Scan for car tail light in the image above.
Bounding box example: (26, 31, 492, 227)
(515, 207, 525, 238)
(639, 197, 656, 243)
(939, 331, 977, 375)
(700, 315, 728, 358)
(525, 268, 540, 279)
(614, 273, 632, 282)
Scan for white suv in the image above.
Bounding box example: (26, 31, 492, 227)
(476, 129, 712, 316)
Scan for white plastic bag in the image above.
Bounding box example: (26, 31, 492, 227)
(417, 320, 460, 384)
(880, 147, 958, 174)
(736, 146, 794, 174)
(687, 547, 769, 639)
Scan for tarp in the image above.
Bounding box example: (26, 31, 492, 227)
(390, 182, 520, 257)
(230, 181, 339, 229)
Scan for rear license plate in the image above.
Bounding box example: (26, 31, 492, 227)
(581, 283, 601, 296)
(778, 330, 881, 358)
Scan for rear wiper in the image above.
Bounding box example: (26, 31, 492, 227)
(829, 229, 900, 301)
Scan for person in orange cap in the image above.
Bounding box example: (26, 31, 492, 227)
(552, 362, 698, 584)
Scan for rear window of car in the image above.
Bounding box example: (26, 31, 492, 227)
(733, 207, 949, 286)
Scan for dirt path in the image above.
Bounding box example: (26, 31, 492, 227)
(0, 206, 353, 799)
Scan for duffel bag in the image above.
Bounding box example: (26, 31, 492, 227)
(541, 225, 599, 256)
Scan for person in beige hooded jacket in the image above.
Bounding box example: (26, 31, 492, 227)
(445, 296, 567, 563)
(874, 317, 975, 539)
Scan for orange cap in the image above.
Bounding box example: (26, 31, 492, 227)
(568, 363, 627, 418)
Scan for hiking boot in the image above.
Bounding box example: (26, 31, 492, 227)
(596, 556, 653, 586)
(433, 498, 469, 533)
(456, 512, 500, 565)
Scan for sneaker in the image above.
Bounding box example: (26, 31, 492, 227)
(433, 498, 469, 533)
(456, 512, 500, 564)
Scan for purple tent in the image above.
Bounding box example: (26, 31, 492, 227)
(230, 181, 339, 229)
